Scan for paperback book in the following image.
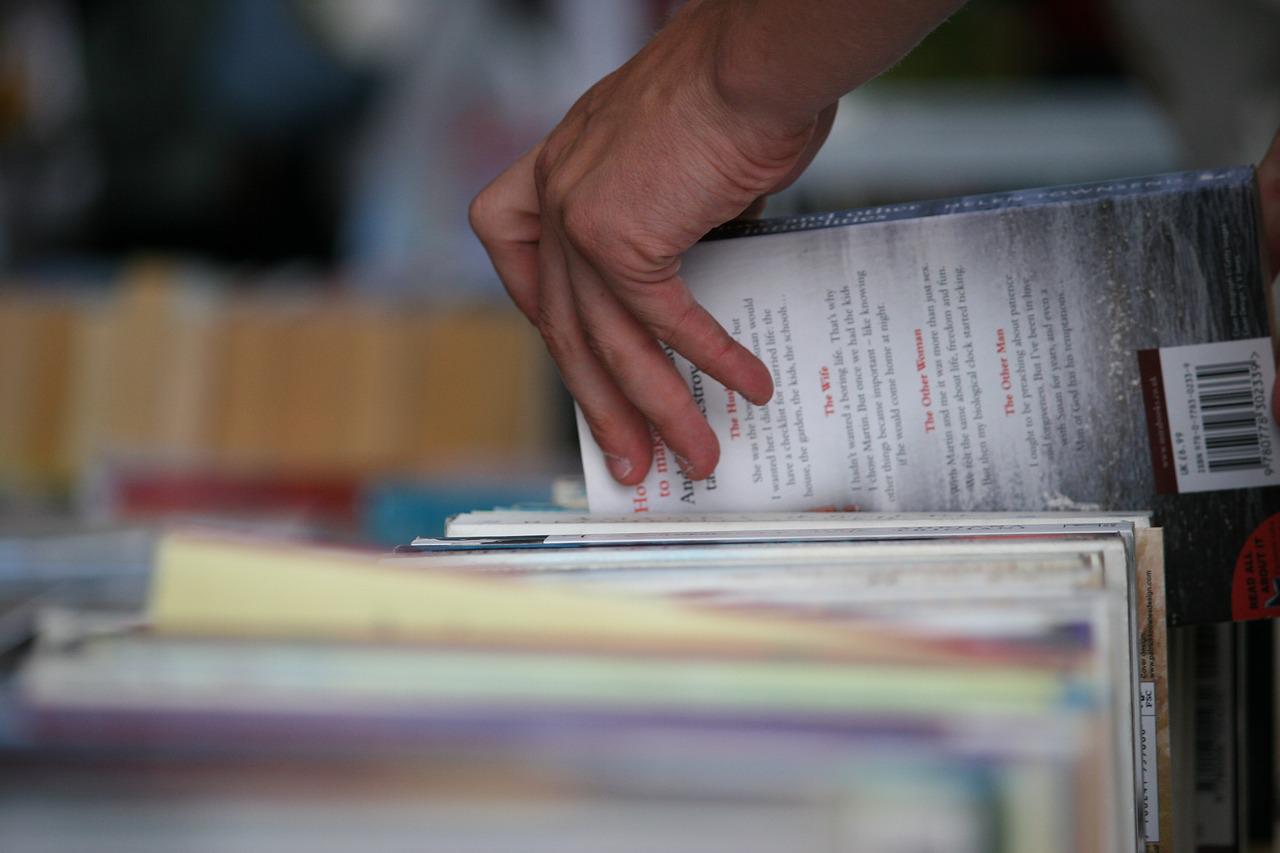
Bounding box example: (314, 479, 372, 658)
(577, 167, 1279, 625)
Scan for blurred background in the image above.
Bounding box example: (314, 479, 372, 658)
(0, 0, 1277, 543)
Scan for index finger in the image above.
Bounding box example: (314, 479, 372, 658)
(617, 276, 775, 407)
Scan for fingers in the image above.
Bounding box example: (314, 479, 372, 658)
(551, 178, 774, 411)
(472, 143, 658, 486)
(469, 145, 544, 324)
(561, 244, 722, 479)
(1258, 127, 1280, 278)
(535, 209, 654, 485)
(535, 132, 741, 481)
(477, 99, 819, 486)
(558, 197, 771, 466)
(610, 276, 775, 408)
(661, 103, 839, 393)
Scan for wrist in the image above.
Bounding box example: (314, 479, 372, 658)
(705, 0, 832, 138)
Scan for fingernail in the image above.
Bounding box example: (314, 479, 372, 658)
(673, 453, 693, 477)
(604, 452, 632, 480)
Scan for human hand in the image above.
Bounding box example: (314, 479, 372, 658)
(1260, 128, 1280, 423)
(469, 1, 835, 484)
(1262, 127, 1280, 279)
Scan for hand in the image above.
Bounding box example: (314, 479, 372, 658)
(1260, 128, 1280, 423)
(469, 0, 835, 484)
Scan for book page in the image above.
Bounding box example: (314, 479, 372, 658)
(582, 207, 1115, 512)
(148, 532, 938, 659)
(444, 509, 1148, 537)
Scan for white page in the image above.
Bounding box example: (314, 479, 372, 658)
(581, 207, 1110, 512)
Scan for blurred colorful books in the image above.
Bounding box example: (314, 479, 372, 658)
(0, 264, 557, 501)
(7, 511, 1266, 852)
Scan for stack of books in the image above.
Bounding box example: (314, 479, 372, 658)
(0, 518, 1151, 851)
(3, 511, 1269, 851)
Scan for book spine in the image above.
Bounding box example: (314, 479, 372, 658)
(1136, 528, 1175, 852)
(707, 167, 1256, 241)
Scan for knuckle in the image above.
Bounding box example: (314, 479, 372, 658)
(532, 148, 557, 195)
(466, 188, 496, 239)
(613, 277, 677, 323)
(579, 405, 625, 448)
(544, 170, 573, 206)
(704, 327, 739, 365)
(564, 209, 677, 282)
(610, 229, 680, 282)
(562, 200, 607, 263)
(649, 298, 698, 344)
(533, 132, 576, 204)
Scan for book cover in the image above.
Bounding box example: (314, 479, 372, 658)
(578, 168, 1276, 625)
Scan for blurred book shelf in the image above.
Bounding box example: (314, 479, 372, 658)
(0, 261, 568, 540)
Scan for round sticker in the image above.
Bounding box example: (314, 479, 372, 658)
(1233, 512, 1280, 620)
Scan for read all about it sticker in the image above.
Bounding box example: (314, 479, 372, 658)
(1233, 512, 1280, 620)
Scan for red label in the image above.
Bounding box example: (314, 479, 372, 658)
(1232, 512, 1280, 620)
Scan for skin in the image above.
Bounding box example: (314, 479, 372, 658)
(471, 0, 1280, 484)
(1260, 128, 1280, 423)
(1262, 127, 1280, 281)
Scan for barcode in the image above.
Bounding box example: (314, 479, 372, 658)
(1147, 338, 1278, 493)
(1194, 361, 1262, 472)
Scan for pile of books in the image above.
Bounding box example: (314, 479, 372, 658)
(0, 511, 1263, 852)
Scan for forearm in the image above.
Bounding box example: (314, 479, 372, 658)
(708, 0, 967, 132)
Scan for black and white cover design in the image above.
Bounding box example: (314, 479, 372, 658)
(578, 167, 1276, 624)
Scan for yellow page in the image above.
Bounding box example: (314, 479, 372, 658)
(149, 531, 956, 662)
